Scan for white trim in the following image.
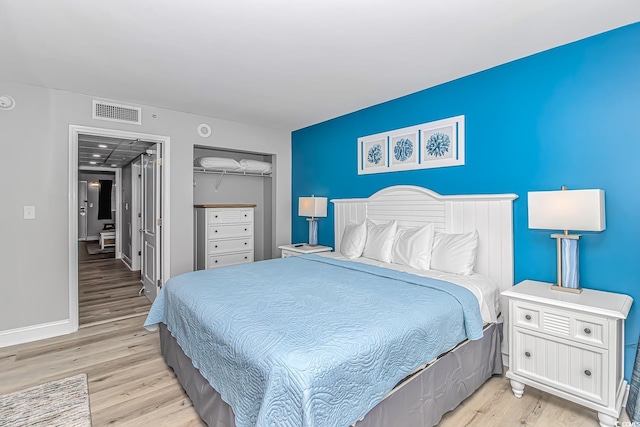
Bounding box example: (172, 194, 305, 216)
(69, 125, 171, 335)
(0, 320, 72, 348)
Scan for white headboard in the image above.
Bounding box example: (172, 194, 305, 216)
(331, 185, 518, 292)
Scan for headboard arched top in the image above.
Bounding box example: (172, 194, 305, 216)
(331, 185, 518, 292)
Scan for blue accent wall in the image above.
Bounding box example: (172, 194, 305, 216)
(292, 23, 640, 380)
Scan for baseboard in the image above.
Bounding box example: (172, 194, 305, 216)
(0, 319, 73, 348)
(86, 235, 99, 241)
(502, 352, 509, 367)
(121, 254, 133, 270)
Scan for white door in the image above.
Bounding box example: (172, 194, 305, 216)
(78, 181, 88, 240)
(141, 147, 162, 302)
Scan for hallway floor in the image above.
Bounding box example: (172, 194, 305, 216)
(79, 241, 151, 327)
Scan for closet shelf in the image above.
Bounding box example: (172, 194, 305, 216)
(193, 167, 272, 177)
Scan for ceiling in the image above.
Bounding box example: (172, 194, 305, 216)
(1, 1, 639, 131)
(78, 134, 155, 168)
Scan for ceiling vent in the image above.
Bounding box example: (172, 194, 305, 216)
(92, 100, 142, 125)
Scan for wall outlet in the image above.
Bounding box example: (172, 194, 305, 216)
(24, 206, 36, 219)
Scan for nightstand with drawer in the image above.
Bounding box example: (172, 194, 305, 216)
(503, 280, 632, 427)
(194, 204, 256, 269)
(278, 244, 332, 258)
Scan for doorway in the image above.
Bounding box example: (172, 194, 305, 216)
(69, 126, 170, 331)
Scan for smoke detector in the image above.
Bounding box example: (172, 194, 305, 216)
(0, 95, 16, 110)
(197, 123, 212, 138)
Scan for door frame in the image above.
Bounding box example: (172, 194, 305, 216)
(68, 125, 171, 331)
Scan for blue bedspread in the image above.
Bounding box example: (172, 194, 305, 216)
(144, 254, 483, 427)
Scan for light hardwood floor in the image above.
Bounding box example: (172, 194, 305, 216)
(0, 317, 631, 426)
(79, 256, 151, 326)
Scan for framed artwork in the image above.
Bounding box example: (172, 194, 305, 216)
(359, 137, 388, 174)
(357, 115, 464, 175)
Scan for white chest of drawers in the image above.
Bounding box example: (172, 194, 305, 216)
(503, 280, 632, 427)
(194, 204, 256, 270)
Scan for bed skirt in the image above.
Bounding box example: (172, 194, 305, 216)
(159, 322, 503, 427)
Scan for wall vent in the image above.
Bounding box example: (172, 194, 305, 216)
(92, 100, 142, 125)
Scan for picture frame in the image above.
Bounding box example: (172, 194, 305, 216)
(357, 115, 464, 175)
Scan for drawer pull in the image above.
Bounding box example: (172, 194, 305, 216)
(584, 328, 592, 335)
(214, 245, 218, 248)
(244, 214, 248, 217)
(244, 242, 247, 245)
(244, 256, 248, 260)
(525, 314, 531, 321)
(214, 230, 218, 233)
(244, 228, 248, 231)
(215, 215, 218, 218)
(525, 351, 531, 358)
(214, 260, 218, 263)
(584, 369, 592, 377)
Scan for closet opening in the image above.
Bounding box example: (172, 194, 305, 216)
(193, 145, 275, 270)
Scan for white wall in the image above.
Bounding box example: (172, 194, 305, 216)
(0, 80, 291, 336)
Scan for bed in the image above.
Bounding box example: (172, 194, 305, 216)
(145, 185, 518, 427)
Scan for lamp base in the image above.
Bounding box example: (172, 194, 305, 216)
(307, 218, 319, 246)
(550, 285, 582, 294)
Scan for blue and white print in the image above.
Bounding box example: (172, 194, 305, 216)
(393, 138, 414, 162)
(367, 144, 383, 165)
(426, 132, 450, 157)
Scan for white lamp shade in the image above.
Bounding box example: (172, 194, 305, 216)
(298, 196, 327, 218)
(528, 189, 605, 232)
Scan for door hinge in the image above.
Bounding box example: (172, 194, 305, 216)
(157, 158, 163, 166)
(157, 218, 163, 226)
(138, 251, 141, 256)
(157, 279, 162, 289)
(138, 212, 141, 218)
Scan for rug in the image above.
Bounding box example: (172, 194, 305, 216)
(0, 374, 92, 427)
(86, 242, 115, 255)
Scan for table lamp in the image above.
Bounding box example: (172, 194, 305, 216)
(528, 187, 605, 293)
(298, 195, 327, 246)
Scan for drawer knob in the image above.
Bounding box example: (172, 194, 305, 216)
(244, 214, 247, 217)
(214, 260, 218, 263)
(584, 328, 592, 335)
(525, 314, 532, 321)
(524, 351, 531, 358)
(244, 242, 247, 245)
(215, 215, 218, 218)
(244, 256, 248, 259)
(244, 228, 248, 231)
(214, 245, 218, 248)
(584, 369, 591, 377)
(214, 230, 218, 233)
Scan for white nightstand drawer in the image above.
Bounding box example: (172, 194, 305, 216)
(208, 238, 252, 254)
(512, 300, 608, 349)
(207, 251, 253, 268)
(512, 328, 607, 405)
(209, 224, 253, 239)
(208, 209, 253, 224)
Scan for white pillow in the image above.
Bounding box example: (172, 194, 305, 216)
(362, 220, 398, 263)
(430, 230, 479, 275)
(340, 220, 367, 259)
(391, 223, 435, 270)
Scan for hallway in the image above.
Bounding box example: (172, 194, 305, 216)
(79, 242, 151, 327)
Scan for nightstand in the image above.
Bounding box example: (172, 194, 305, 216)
(503, 280, 633, 427)
(278, 244, 332, 258)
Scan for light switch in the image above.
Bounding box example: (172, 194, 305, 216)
(24, 206, 36, 219)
